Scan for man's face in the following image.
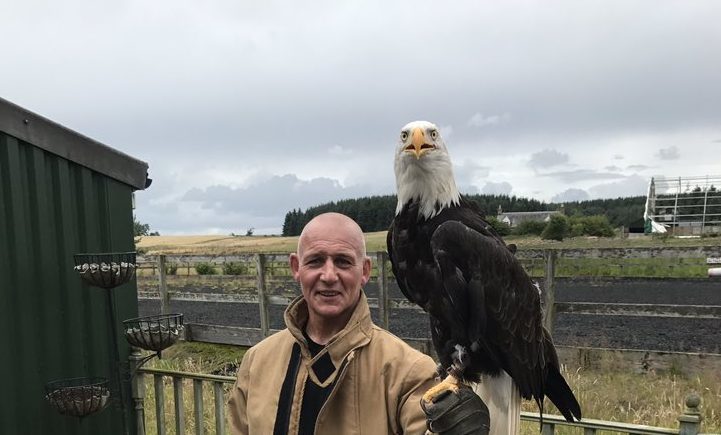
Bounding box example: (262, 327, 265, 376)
(290, 220, 371, 322)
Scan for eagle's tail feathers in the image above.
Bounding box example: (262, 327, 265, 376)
(545, 367, 582, 422)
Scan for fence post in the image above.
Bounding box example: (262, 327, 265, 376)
(255, 253, 269, 337)
(158, 255, 169, 315)
(129, 347, 146, 435)
(377, 251, 390, 329)
(541, 422, 555, 435)
(542, 250, 557, 334)
(678, 393, 702, 435)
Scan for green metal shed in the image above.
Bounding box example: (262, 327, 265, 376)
(0, 97, 149, 435)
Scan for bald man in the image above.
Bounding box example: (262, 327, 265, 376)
(228, 213, 487, 435)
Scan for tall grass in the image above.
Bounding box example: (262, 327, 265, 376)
(140, 343, 243, 435)
(140, 343, 720, 434)
(520, 363, 720, 434)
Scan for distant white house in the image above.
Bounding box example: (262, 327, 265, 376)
(496, 205, 561, 227)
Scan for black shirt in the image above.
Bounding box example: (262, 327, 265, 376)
(298, 329, 337, 434)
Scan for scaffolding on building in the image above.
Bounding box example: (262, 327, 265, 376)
(644, 175, 721, 235)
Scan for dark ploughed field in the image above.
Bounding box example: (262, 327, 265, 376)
(138, 277, 721, 354)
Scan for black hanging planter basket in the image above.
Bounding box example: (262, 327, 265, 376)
(73, 252, 137, 289)
(123, 313, 184, 354)
(45, 377, 110, 418)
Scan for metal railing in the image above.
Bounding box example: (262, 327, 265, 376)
(520, 393, 705, 434)
(129, 350, 707, 435)
(131, 363, 234, 434)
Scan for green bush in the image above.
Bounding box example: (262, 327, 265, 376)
(569, 222, 585, 238)
(486, 216, 512, 236)
(513, 220, 547, 236)
(166, 262, 179, 275)
(541, 214, 569, 241)
(578, 215, 615, 237)
(222, 262, 247, 275)
(195, 262, 217, 275)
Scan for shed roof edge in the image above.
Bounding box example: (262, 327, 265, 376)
(0, 96, 149, 190)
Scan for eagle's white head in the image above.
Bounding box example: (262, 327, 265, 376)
(394, 120, 460, 219)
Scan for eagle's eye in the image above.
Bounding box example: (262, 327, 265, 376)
(400, 131, 409, 141)
(430, 130, 439, 140)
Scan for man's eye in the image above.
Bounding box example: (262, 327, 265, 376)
(335, 258, 352, 267)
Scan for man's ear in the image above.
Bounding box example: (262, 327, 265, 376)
(361, 256, 371, 286)
(289, 253, 301, 281)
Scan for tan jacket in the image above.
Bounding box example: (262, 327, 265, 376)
(228, 293, 437, 434)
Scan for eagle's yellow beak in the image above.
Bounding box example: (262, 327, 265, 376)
(405, 127, 435, 159)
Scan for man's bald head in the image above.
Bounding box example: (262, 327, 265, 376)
(290, 213, 372, 335)
(297, 212, 367, 258)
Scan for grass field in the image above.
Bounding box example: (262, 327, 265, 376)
(140, 343, 720, 434)
(136, 232, 721, 255)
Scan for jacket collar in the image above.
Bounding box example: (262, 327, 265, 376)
(285, 292, 373, 387)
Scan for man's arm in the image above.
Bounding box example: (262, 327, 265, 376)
(227, 351, 252, 434)
(397, 355, 439, 433)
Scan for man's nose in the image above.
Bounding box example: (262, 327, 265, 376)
(319, 259, 338, 282)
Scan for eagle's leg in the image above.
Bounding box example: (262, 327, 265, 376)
(422, 344, 469, 403)
(449, 344, 470, 378)
(434, 363, 445, 380)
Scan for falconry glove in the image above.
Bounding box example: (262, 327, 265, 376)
(421, 385, 490, 435)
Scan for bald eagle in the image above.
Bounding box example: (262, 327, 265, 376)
(387, 120, 581, 423)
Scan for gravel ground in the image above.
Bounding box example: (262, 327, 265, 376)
(138, 277, 721, 353)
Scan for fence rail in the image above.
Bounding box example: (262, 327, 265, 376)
(139, 247, 721, 344)
(129, 349, 707, 435)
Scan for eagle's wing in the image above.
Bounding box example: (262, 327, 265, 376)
(387, 218, 434, 309)
(430, 220, 547, 402)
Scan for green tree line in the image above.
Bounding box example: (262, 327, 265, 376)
(281, 194, 647, 236)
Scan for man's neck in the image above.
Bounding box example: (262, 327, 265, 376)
(304, 311, 353, 346)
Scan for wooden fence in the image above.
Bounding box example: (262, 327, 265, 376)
(137, 246, 721, 341)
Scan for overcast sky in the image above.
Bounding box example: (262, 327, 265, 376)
(3, 1, 720, 234)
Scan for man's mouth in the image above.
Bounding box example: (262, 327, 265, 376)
(317, 290, 341, 297)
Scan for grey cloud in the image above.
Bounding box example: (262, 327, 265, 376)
(627, 164, 652, 171)
(439, 125, 454, 138)
(528, 149, 569, 170)
(454, 160, 491, 190)
(551, 188, 589, 203)
(328, 145, 353, 156)
(613, 155, 625, 160)
(461, 185, 480, 195)
(182, 174, 370, 217)
(541, 169, 624, 183)
(604, 165, 622, 172)
(656, 146, 680, 160)
(481, 181, 513, 195)
(467, 112, 510, 128)
(588, 175, 649, 199)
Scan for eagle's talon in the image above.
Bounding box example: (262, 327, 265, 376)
(451, 344, 469, 373)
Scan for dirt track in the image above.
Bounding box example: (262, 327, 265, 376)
(138, 277, 721, 353)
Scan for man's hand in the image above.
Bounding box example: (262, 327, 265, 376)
(421, 384, 490, 435)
